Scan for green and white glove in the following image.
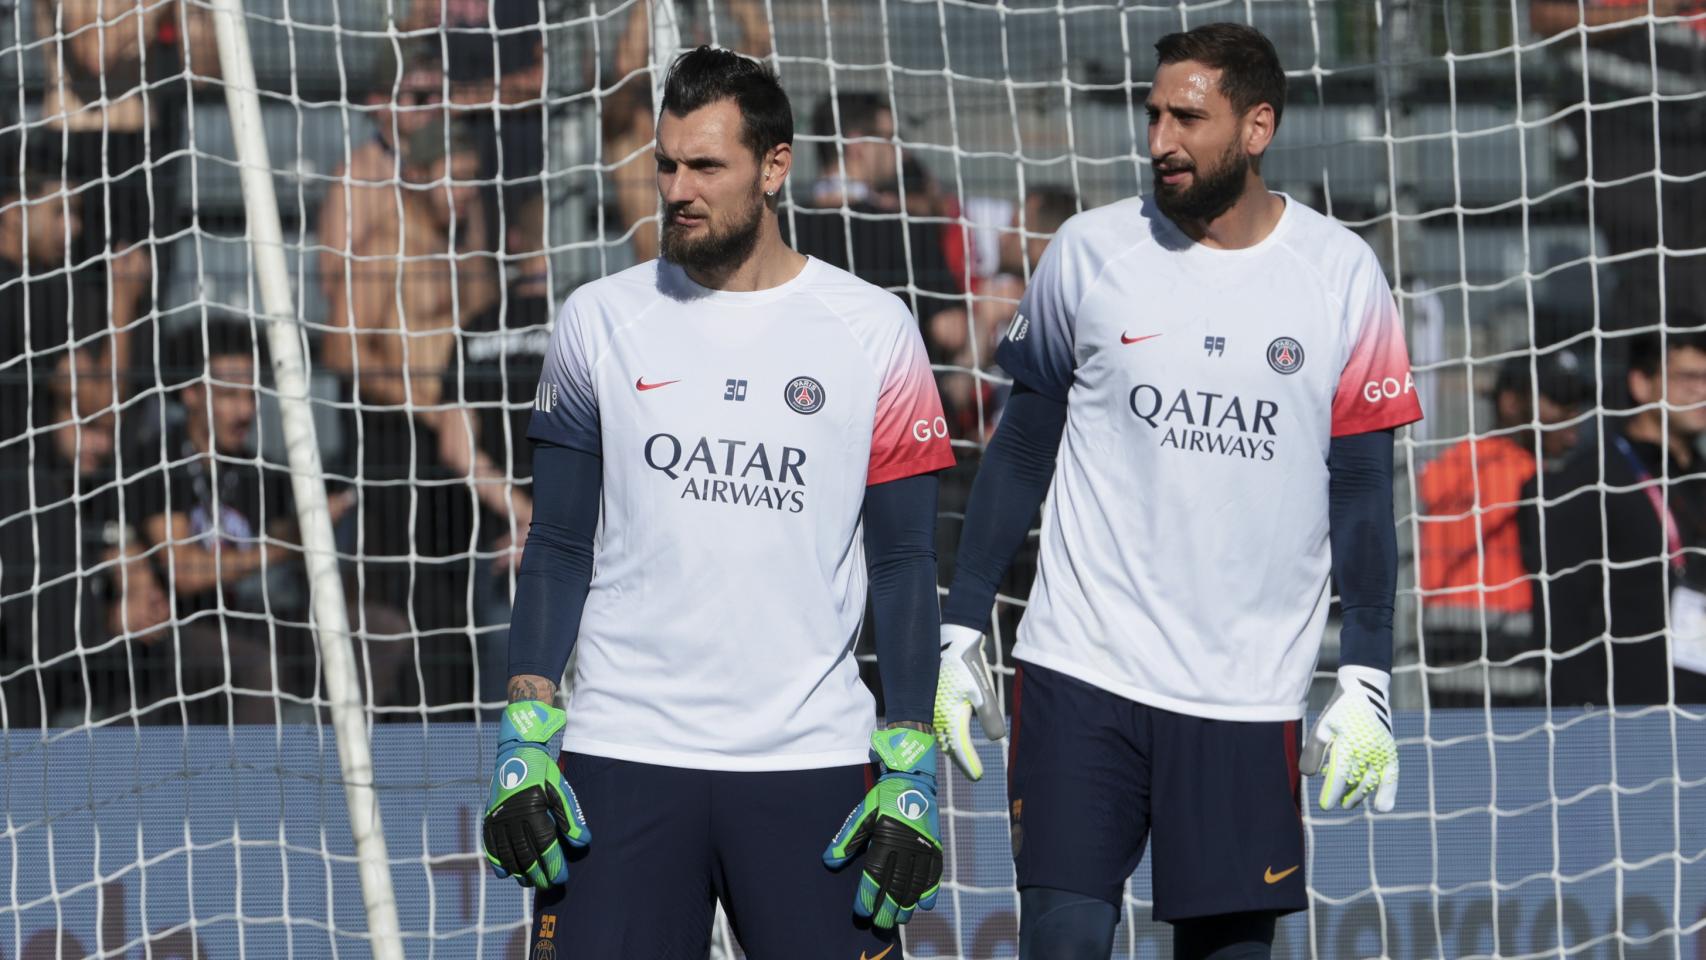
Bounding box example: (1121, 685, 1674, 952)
(823, 727, 943, 928)
(1300, 665, 1399, 812)
(482, 701, 591, 887)
(934, 624, 1005, 781)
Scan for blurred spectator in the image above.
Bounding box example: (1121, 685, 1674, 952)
(429, 0, 549, 257)
(1, 172, 81, 449)
(998, 185, 1078, 281)
(942, 184, 1077, 296)
(930, 273, 1024, 442)
(809, 91, 897, 210)
(319, 118, 497, 696)
(33, 0, 217, 394)
(929, 189, 1079, 441)
(786, 91, 959, 324)
(1417, 349, 1590, 707)
(1530, 1, 1706, 330)
(127, 320, 424, 723)
(0, 348, 171, 726)
(602, 0, 775, 263)
(317, 45, 445, 317)
(1520, 326, 1706, 707)
(126, 320, 306, 722)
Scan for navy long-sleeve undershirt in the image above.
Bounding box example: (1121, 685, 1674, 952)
(940, 380, 1397, 673)
(863, 473, 942, 724)
(506, 443, 944, 721)
(941, 383, 1068, 633)
(507, 443, 602, 685)
(1327, 428, 1397, 672)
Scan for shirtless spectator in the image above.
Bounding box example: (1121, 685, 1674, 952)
(319, 116, 498, 695)
(317, 46, 446, 319)
(602, 0, 773, 263)
(34, 0, 218, 393)
(415, 0, 550, 257)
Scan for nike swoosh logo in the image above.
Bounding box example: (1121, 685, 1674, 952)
(860, 948, 895, 960)
(1120, 332, 1162, 345)
(1264, 865, 1300, 884)
(635, 377, 680, 391)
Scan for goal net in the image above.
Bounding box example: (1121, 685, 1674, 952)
(2, 0, 1703, 957)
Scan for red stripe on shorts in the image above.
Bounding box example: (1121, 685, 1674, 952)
(1006, 664, 1025, 791)
(1283, 719, 1302, 820)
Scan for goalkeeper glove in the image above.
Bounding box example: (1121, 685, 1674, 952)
(934, 624, 1005, 781)
(483, 700, 591, 888)
(1300, 665, 1399, 812)
(823, 727, 944, 929)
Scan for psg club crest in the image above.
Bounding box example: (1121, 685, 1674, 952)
(784, 376, 826, 415)
(1266, 337, 1305, 375)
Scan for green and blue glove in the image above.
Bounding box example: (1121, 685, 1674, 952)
(482, 701, 591, 887)
(823, 727, 944, 928)
(1300, 665, 1399, 812)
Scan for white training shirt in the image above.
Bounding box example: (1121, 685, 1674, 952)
(999, 194, 1423, 722)
(528, 256, 955, 770)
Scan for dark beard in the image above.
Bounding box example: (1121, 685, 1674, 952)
(1153, 140, 1249, 226)
(660, 190, 765, 277)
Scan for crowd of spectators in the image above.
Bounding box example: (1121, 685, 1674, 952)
(2, 0, 1704, 726)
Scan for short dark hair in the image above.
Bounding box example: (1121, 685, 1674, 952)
(1026, 185, 1079, 234)
(360, 38, 439, 103)
(167, 313, 263, 389)
(661, 46, 793, 163)
(1, 171, 63, 204)
(1627, 325, 1706, 378)
(1154, 23, 1287, 130)
(1493, 348, 1592, 409)
(813, 91, 891, 167)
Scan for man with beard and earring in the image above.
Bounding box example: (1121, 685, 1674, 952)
(480, 47, 956, 958)
(929, 23, 1423, 960)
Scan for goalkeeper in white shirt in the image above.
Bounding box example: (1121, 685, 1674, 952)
(479, 47, 956, 958)
(934, 23, 1421, 960)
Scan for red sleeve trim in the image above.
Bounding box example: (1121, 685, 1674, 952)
(867, 446, 958, 486)
(1330, 403, 1423, 438)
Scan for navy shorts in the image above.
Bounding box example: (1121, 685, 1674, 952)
(1007, 660, 1308, 922)
(525, 754, 899, 960)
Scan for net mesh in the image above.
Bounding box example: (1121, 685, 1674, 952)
(1, 0, 1703, 956)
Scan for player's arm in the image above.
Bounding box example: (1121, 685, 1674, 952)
(484, 295, 603, 888)
(1303, 247, 1424, 812)
(865, 472, 942, 729)
(1301, 429, 1402, 812)
(823, 473, 945, 929)
(934, 380, 1066, 779)
(824, 304, 958, 928)
(483, 442, 597, 888)
(934, 211, 1081, 779)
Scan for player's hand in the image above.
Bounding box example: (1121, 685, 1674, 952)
(1300, 665, 1399, 812)
(934, 624, 1005, 781)
(482, 701, 590, 888)
(823, 727, 943, 928)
